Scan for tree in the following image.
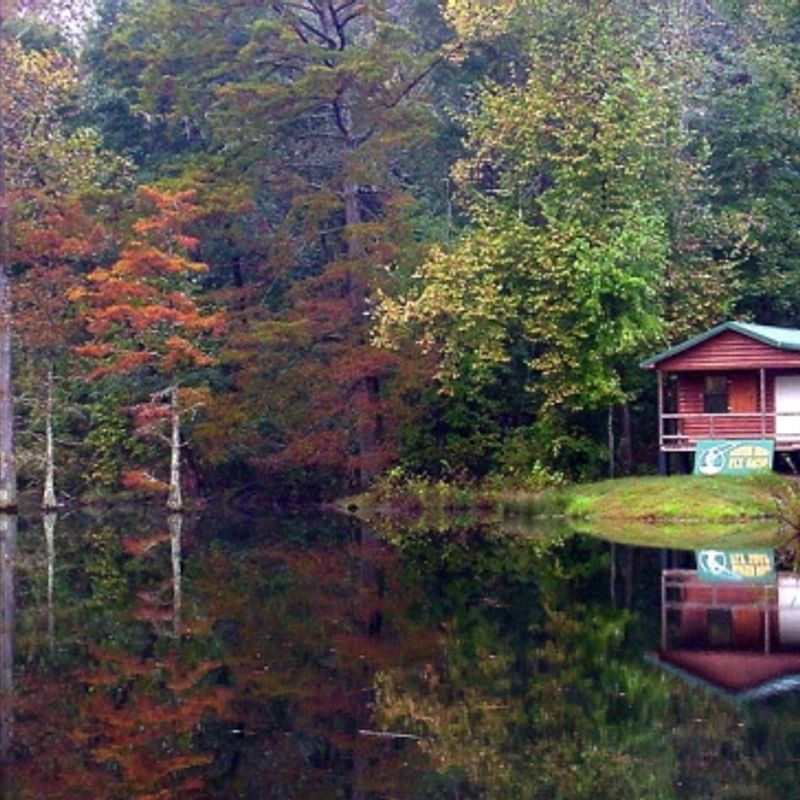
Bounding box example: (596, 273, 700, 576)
(71, 186, 223, 509)
(88, 0, 463, 491)
(377, 0, 737, 476)
(14, 196, 109, 508)
(0, 2, 15, 510)
(692, 0, 800, 325)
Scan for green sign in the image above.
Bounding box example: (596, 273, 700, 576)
(694, 439, 774, 476)
(695, 549, 776, 583)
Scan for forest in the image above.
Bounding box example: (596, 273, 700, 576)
(0, 0, 799, 506)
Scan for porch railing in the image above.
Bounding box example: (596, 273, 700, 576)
(660, 411, 800, 450)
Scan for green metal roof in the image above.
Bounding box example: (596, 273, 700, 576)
(640, 321, 800, 369)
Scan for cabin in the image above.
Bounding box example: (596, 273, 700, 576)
(648, 566, 800, 701)
(641, 321, 800, 465)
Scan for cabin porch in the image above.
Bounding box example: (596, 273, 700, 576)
(657, 368, 800, 452)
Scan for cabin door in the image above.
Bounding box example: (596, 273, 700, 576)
(729, 374, 758, 413)
(775, 375, 800, 437)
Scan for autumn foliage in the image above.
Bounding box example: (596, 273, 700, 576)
(72, 187, 223, 380)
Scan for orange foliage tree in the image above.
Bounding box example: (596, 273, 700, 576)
(14, 194, 108, 508)
(71, 187, 224, 509)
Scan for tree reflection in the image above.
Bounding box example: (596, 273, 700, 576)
(2, 510, 800, 797)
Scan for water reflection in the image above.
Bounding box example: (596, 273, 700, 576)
(651, 546, 800, 701)
(0, 510, 799, 796)
(0, 515, 14, 767)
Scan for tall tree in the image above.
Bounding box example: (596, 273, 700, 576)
(71, 186, 223, 509)
(0, 1, 15, 510)
(90, 0, 461, 491)
(694, 0, 800, 324)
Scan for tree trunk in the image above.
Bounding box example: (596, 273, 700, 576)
(0, 13, 16, 512)
(344, 179, 381, 488)
(166, 387, 183, 512)
(42, 363, 57, 510)
(169, 513, 182, 637)
(620, 402, 633, 476)
(44, 511, 55, 652)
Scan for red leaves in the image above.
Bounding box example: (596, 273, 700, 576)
(85, 351, 153, 379)
(73, 186, 223, 380)
(121, 469, 169, 494)
(73, 342, 113, 359)
(161, 336, 215, 371)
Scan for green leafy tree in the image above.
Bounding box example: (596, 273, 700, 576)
(378, 0, 736, 475)
(87, 0, 466, 491)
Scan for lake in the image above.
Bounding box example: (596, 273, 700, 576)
(0, 505, 797, 798)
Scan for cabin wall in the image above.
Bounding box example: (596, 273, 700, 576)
(675, 372, 775, 438)
(658, 330, 800, 371)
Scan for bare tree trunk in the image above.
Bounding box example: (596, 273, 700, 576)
(42, 363, 57, 510)
(167, 387, 182, 512)
(620, 402, 633, 476)
(0, 9, 16, 512)
(44, 511, 55, 653)
(344, 181, 380, 486)
(607, 405, 615, 479)
(169, 513, 182, 638)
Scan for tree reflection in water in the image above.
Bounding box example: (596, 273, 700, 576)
(0, 511, 796, 797)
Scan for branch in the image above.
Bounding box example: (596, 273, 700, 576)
(383, 40, 466, 110)
(333, 0, 359, 14)
(296, 16, 338, 48)
(358, 729, 423, 741)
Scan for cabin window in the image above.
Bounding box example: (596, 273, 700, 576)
(704, 376, 728, 413)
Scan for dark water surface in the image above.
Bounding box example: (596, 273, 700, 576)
(0, 507, 797, 798)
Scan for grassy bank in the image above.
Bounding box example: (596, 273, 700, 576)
(353, 472, 798, 525)
(552, 473, 794, 522)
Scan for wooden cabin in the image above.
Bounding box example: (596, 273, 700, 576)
(641, 321, 800, 456)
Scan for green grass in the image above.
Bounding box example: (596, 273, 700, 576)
(349, 472, 800, 551)
(553, 473, 794, 522)
(497, 473, 799, 549)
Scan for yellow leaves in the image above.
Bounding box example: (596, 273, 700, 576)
(443, 0, 520, 41)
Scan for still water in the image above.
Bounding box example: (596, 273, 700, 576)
(0, 506, 797, 798)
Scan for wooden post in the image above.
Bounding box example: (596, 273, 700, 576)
(760, 368, 766, 436)
(657, 371, 664, 451)
(661, 570, 667, 651)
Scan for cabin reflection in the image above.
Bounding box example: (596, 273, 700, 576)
(651, 554, 800, 700)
